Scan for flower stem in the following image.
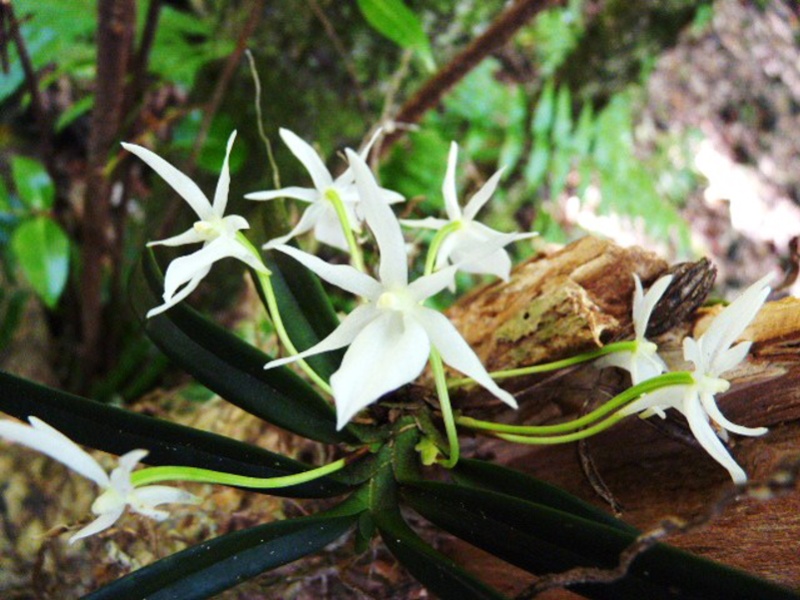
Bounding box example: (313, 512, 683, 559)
(450, 341, 639, 387)
(496, 412, 626, 445)
(424, 221, 462, 276)
(325, 189, 365, 272)
(236, 232, 333, 394)
(457, 371, 694, 436)
(429, 348, 459, 468)
(130, 458, 347, 489)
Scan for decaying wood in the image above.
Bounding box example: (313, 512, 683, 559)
(447, 235, 800, 595)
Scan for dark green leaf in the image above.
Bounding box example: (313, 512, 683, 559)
(0, 371, 349, 498)
(11, 216, 69, 308)
(402, 481, 798, 600)
(10, 156, 54, 210)
(137, 253, 355, 445)
(452, 458, 637, 534)
(262, 249, 344, 381)
(356, 0, 435, 71)
(84, 513, 359, 600)
(374, 501, 508, 600)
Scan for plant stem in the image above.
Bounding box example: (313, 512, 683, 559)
(429, 349, 460, 468)
(131, 458, 346, 488)
(496, 412, 627, 445)
(325, 189, 365, 272)
(457, 371, 695, 435)
(424, 221, 462, 276)
(237, 233, 333, 394)
(450, 340, 639, 387)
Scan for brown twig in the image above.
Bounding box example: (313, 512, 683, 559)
(189, 0, 265, 168)
(3, 0, 56, 176)
(379, 0, 562, 156)
(308, 0, 369, 115)
(81, 0, 136, 383)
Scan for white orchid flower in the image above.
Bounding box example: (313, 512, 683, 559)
(596, 274, 672, 384)
(0, 417, 199, 543)
(265, 150, 517, 430)
(123, 131, 268, 318)
(401, 142, 536, 281)
(245, 128, 403, 252)
(621, 275, 772, 483)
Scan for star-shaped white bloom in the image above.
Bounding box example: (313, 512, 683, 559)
(621, 275, 772, 483)
(0, 417, 199, 543)
(596, 274, 672, 384)
(401, 142, 536, 280)
(123, 131, 268, 318)
(245, 128, 403, 251)
(265, 150, 517, 430)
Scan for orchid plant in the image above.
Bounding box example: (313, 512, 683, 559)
(0, 127, 793, 600)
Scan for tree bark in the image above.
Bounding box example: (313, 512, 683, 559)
(81, 0, 135, 384)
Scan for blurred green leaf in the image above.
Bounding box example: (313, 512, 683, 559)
(55, 94, 94, 132)
(10, 156, 55, 210)
(532, 79, 556, 136)
(552, 85, 573, 144)
(11, 217, 69, 308)
(356, 0, 435, 71)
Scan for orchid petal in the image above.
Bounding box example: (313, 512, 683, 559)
(245, 186, 319, 203)
(313, 204, 351, 251)
(442, 143, 462, 220)
(400, 217, 450, 231)
(69, 506, 124, 544)
(129, 486, 200, 520)
(407, 265, 459, 302)
(279, 128, 333, 191)
(414, 307, 517, 408)
(711, 341, 752, 377)
(263, 203, 326, 249)
(265, 304, 380, 369)
(619, 386, 685, 417)
(122, 142, 212, 220)
(147, 228, 205, 247)
(0, 417, 110, 488)
(699, 275, 771, 363)
(462, 167, 505, 222)
(162, 239, 241, 299)
(699, 391, 768, 438)
(684, 392, 748, 483)
(272, 244, 382, 298)
(633, 274, 672, 340)
(212, 131, 236, 216)
(331, 311, 430, 429)
(147, 267, 209, 318)
(347, 150, 408, 287)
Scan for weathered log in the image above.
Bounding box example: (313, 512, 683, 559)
(447, 235, 800, 594)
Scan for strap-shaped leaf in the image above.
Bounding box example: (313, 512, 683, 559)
(374, 504, 508, 600)
(136, 253, 353, 445)
(83, 513, 359, 600)
(402, 481, 799, 600)
(0, 371, 349, 498)
(453, 458, 637, 534)
(262, 249, 344, 381)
